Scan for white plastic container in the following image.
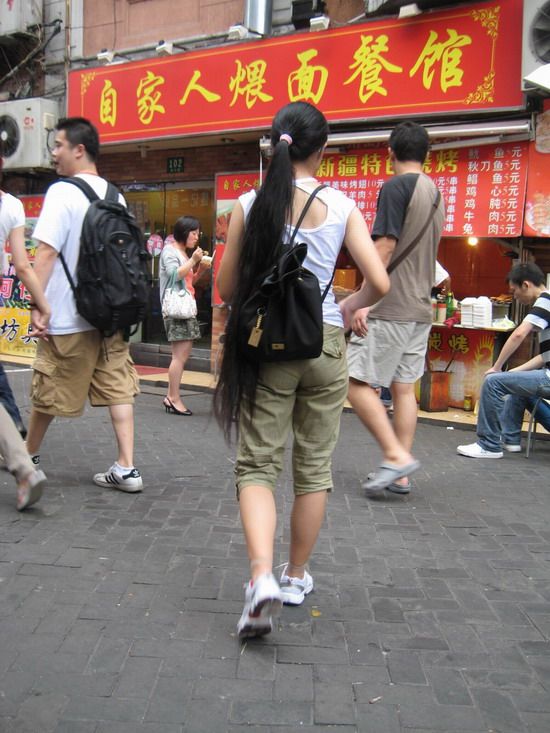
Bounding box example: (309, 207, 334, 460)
(460, 297, 476, 327)
(460, 297, 492, 328)
(473, 296, 492, 328)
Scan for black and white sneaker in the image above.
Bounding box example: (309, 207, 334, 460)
(93, 465, 143, 493)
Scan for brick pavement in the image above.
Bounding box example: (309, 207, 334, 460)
(0, 365, 549, 732)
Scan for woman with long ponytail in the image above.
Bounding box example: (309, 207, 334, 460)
(215, 102, 389, 639)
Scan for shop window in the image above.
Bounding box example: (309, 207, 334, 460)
(122, 181, 214, 346)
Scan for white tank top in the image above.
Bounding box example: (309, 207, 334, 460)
(239, 178, 355, 327)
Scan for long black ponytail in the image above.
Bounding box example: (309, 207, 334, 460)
(213, 102, 329, 440)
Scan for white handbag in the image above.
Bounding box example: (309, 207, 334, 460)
(161, 270, 197, 319)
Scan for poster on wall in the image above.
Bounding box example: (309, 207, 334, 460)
(523, 110, 550, 238)
(0, 196, 44, 358)
(213, 172, 260, 307)
(426, 325, 498, 408)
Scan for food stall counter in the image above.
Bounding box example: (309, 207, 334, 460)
(425, 322, 514, 409)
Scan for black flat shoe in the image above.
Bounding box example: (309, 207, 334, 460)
(163, 397, 193, 416)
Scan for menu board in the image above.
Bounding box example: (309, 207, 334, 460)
(317, 141, 528, 238)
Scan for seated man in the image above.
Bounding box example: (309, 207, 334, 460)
(500, 394, 550, 451)
(457, 262, 550, 458)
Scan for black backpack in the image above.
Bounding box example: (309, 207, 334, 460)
(238, 184, 333, 362)
(58, 177, 151, 337)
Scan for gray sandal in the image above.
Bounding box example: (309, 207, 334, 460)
(362, 460, 420, 493)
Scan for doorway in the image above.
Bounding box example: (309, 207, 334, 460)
(121, 181, 214, 347)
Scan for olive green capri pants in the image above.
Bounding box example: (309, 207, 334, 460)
(236, 324, 348, 497)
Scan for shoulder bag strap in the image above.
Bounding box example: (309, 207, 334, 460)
(387, 188, 442, 275)
(288, 183, 334, 302)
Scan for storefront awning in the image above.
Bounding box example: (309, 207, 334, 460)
(259, 119, 532, 153)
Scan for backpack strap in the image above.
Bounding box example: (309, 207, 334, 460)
(105, 182, 121, 203)
(57, 176, 112, 297)
(60, 177, 121, 204)
(288, 183, 334, 303)
(60, 176, 100, 202)
(288, 183, 327, 247)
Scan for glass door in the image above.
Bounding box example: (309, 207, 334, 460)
(122, 182, 214, 346)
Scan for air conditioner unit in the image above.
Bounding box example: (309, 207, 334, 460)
(273, 0, 293, 27)
(0, 99, 59, 171)
(0, 0, 42, 37)
(522, 0, 550, 90)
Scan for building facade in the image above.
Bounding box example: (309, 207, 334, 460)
(0, 1, 549, 379)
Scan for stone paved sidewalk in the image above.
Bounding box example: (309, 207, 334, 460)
(0, 366, 549, 732)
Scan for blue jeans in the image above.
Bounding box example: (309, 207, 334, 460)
(379, 386, 392, 405)
(0, 362, 24, 428)
(477, 369, 550, 451)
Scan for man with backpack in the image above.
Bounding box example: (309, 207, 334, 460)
(26, 117, 145, 498)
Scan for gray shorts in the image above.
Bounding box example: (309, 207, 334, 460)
(347, 319, 431, 387)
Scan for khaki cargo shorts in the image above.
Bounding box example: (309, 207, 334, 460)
(347, 319, 431, 388)
(236, 324, 348, 497)
(31, 330, 139, 418)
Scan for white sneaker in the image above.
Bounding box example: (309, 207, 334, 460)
(503, 443, 522, 453)
(16, 469, 47, 511)
(237, 573, 282, 639)
(93, 465, 143, 493)
(457, 442, 503, 459)
(279, 566, 314, 605)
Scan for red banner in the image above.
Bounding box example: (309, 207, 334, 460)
(213, 172, 260, 306)
(318, 141, 528, 237)
(68, 0, 522, 144)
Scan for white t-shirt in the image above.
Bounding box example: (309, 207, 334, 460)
(33, 174, 124, 335)
(434, 261, 449, 287)
(239, 179, 356, 328)
(0, 192, 25, 272)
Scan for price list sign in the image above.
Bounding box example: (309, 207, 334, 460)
(317, 141, 528, 238)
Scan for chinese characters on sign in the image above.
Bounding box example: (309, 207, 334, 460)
(212, 173, 260, 307)
(0, 195, 44, 357)
(318, 141, 528, 238)
(69, 1, 522, 142)
(428, 324, 497, 408)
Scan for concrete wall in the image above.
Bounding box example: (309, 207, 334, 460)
(43, 0, 83, 109)
(96, 141, 258, 185)
(83, 0, 246, 56)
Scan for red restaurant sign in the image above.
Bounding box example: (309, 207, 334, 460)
(68, 0, 522, 144)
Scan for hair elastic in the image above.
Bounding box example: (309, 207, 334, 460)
(279, 133, 293, 146)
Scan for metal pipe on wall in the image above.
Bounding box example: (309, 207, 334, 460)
(244, 0, 274, 36)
